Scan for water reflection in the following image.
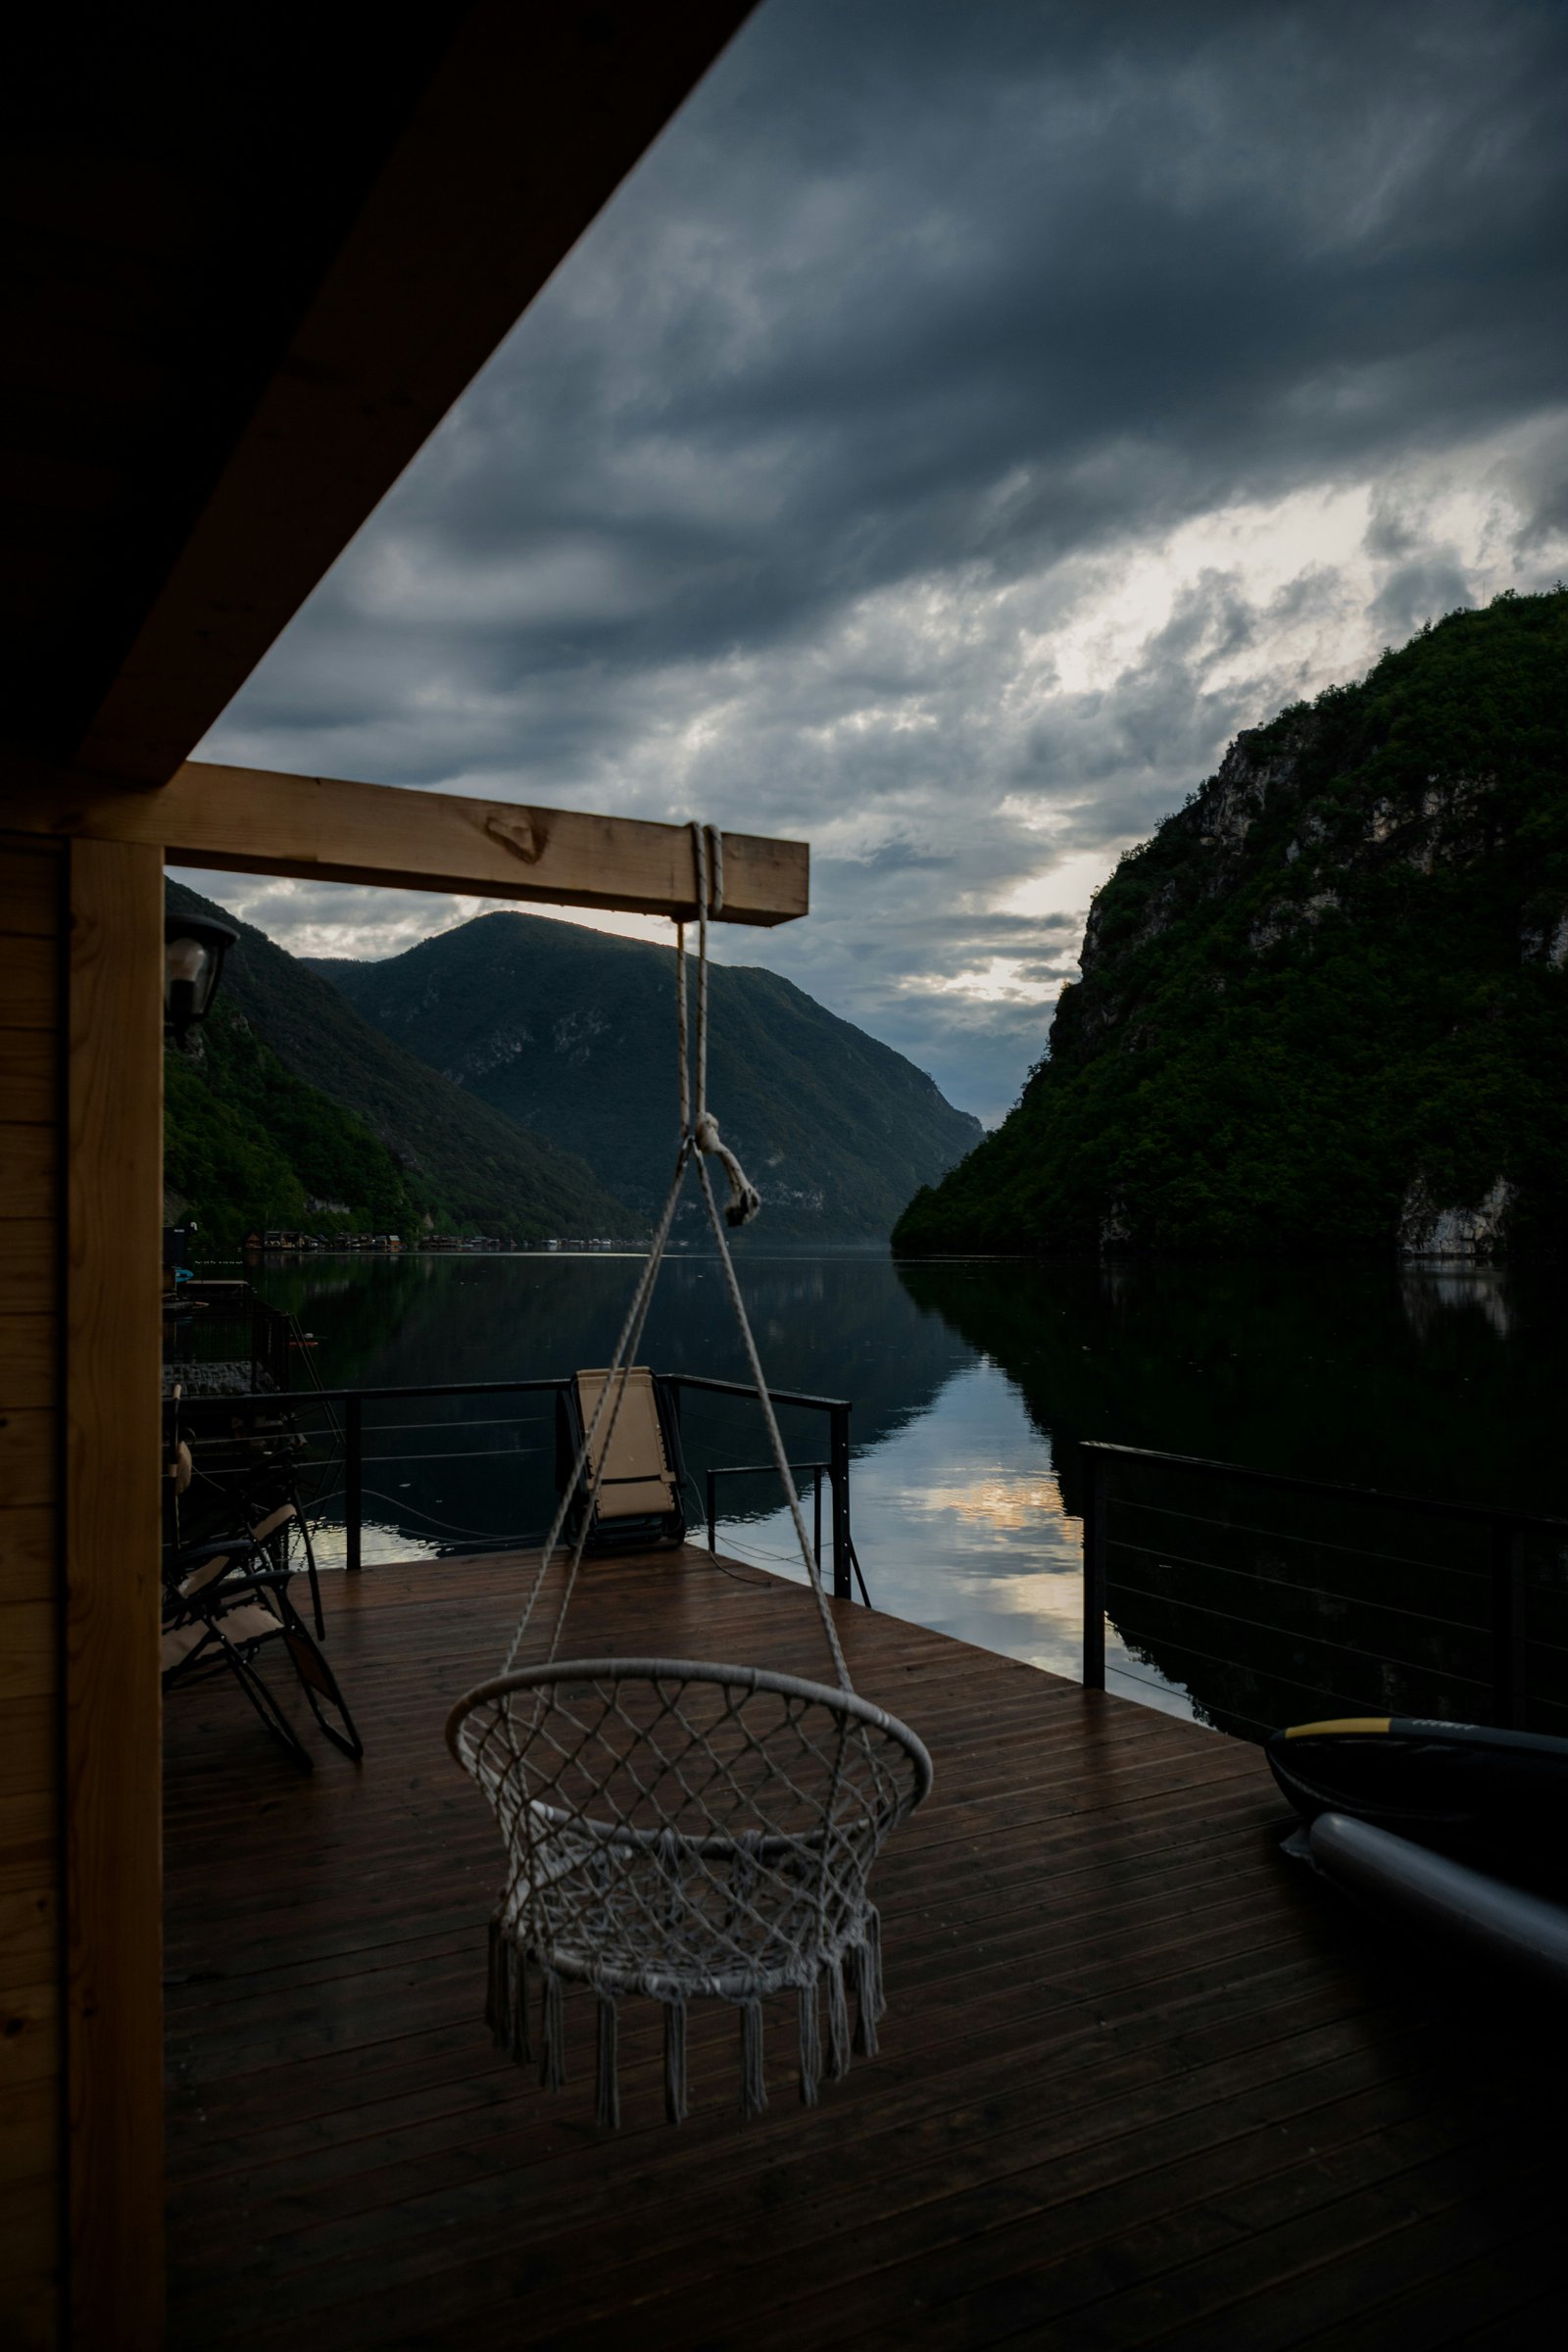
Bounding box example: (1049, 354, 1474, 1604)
(249, 1247, 1565, 1731)
(252, 1246, 974, 1576)
(895, 1255, 1565, 1517)
(1398, 1265, 1512, 1341)
(895, 1255, 1567, 1734)
(731, 1357, 1190, 1715)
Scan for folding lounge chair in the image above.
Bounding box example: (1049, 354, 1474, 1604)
(554, 1366, 689, 1553)
(177, 1428, 329, 1637)
(163, 1498, 364, 1771)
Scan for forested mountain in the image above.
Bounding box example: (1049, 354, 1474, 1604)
(312, 914, 981, 1238)
(896, 587, 1568, 1258)
(165, 882, 630, 1247)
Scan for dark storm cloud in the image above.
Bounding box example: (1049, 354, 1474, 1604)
(201, 0, 1568, 1120)
(1368, 557, 1477, 642)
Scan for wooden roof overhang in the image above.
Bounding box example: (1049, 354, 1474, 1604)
(2, 10, 783, 2347)
(4, 0, 759, 797)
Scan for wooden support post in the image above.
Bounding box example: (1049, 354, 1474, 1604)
(65, 838, 165, 2347)
(0, 833, 67, 2348)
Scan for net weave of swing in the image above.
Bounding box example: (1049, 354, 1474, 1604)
(446, 826, 932, 2127)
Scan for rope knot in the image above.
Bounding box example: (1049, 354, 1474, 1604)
(692, 1109, 761, 1229)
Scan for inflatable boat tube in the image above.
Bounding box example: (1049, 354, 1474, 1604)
(1307, 1812, 1568, 1994)
(1266, 1716, 1568, 1871)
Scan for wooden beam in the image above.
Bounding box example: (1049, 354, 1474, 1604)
(64, 839, 165, 2347)
(8, 762, 809, 926)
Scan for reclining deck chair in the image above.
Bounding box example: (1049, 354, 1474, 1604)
(554, 1367, 688, 1553)
(163, 1446, 364, 1771)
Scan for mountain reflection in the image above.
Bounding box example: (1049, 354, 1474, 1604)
(897, 1254, 1568, 1738)
(895, 1255, 1564, 1517)
(256, 1247, 973, 1569)
(250, 1248, 1566, 1738)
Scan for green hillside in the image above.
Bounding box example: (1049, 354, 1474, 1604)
(896, 587, 1568, 1258)
(312, 915, 982, 1239)
(165, 881, 632, 1248)
(167, 1009, 427, 1248)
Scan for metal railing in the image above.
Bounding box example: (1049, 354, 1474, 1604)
(1080, 1440, 1568, 1735)
(708, 1461, 827, 1570)
(163, 1283, 301, 1394)
(665, 1374, 865, 1602)
(168, 1371, 868, 1600)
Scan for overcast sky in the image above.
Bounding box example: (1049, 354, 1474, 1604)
(180, 0, 1568, 1124)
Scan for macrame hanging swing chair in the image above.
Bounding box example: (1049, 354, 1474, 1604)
(446, 826, 933, 2127)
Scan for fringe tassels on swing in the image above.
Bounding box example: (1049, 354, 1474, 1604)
(798, 1979, 821, 2107)
(485, 1904, 888, 2122)
(855, 1902, 885, 2057)
(486, 1914, 532, 2066)
(664, 1996, 688, 2126)
(595, 1993, 620, 2130)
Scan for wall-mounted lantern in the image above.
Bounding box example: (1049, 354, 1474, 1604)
(163, 914, 238, 1043)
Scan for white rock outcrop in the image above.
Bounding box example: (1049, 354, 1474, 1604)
(1397, 1174, 1514, 1260)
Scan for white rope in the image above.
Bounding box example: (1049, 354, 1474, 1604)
(502, 1151, 687, 1676)
(501, 819, 849, 1693)
(685, 820, 845, 1682)
(449, 819, 934, 2128)
(689, 822, 760, 1230)
(694, 1152, 849, 1690)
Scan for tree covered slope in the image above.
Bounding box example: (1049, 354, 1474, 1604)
(896, 588, 1568, 1258)
(165, 881, 631, 1246)
(312, 914, 982, 1239)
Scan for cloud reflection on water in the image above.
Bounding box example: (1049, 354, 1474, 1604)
(721, 1359, 1196, 1718)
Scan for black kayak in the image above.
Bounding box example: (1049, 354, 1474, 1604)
(1298, 1812, 1568, 1994)
(1267, 1716, 1568, 1886)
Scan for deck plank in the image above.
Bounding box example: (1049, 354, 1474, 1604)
(165, 1545, 1563, 2348)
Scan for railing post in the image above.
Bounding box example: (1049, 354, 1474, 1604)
(345, 1395, 363, 1574)
(707, 1467, 717, 1556)
(813, 1469, 822, 1572)
(830, 1404, 852, 1601)
(1491, 1518, 1525, 1728)
(1082, 1447, 1107, 1690)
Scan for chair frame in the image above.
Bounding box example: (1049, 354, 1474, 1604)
(162, 1535, 364, 1771)
(164, 1396, 363, 1772)
(554, 1368, 690, 1554)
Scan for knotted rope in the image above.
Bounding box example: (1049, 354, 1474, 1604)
(503, 821, 849, 1692)
(678, 824, 762, 1229)
(448, 821, 932, 2129)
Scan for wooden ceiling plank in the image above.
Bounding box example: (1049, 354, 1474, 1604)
(6, 760, 808, 927)
(66, 1, 758, 784)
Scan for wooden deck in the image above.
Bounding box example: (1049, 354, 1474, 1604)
(165, 1545, 1567, 2350)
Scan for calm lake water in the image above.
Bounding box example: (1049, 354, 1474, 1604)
(242, 1248, 1568, 1731)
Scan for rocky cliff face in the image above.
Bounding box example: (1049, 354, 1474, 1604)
(896, 586, 1568, 1259)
